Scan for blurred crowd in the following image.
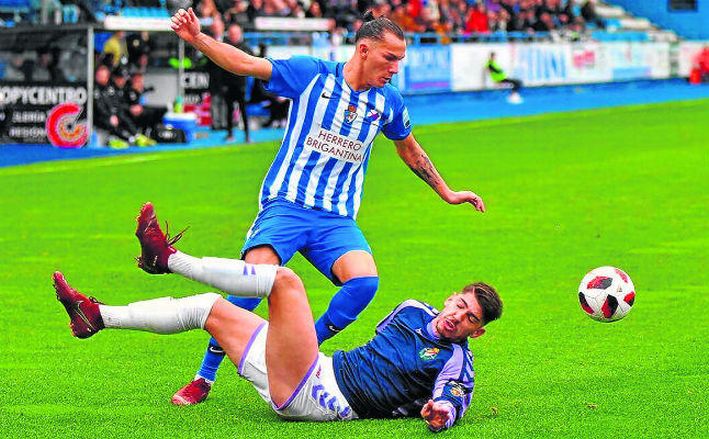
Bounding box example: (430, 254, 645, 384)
(191, 0, 604, 38)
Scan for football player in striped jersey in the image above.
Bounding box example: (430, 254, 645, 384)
(166, 8, 487, 404)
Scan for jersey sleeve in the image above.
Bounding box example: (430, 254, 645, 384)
(263, 55, 321, 99)
(382, 93, 412, 141)
(430, 345, 475, 431)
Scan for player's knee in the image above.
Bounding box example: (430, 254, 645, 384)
(274, 267, 304, 292)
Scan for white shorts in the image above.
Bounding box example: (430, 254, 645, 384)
(238, 322, 358, 422)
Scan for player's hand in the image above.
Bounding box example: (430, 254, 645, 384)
(420, 399, 451, 432)
(445, 190, 486, 213)
(170, 8, 200, 43)
(109, 115, 119, 127)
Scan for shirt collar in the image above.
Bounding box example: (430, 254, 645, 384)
(425, 319, 440, 341)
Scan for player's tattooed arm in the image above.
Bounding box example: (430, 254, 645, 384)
(394, 134, 486, 213)
(408, 151, 444, 189)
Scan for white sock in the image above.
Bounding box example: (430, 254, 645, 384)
(99, 293, 221, 334)
(167, 252, 277, 297)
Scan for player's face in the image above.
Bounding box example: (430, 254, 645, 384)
(361, 32, 406, 88)
(433, 293, 486, 342)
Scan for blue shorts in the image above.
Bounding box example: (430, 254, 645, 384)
(241, 200, 372, 285)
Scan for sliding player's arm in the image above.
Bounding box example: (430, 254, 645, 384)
(394, 134, 485, 212)
(170, 8, 272, 81)
(420, 348, 475, 432)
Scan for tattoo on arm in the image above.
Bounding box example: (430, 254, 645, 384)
(408, 152, 443, 188)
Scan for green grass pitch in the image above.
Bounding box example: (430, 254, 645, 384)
(0, 100, 707, 438)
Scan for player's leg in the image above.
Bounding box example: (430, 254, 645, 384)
(302, 217, 379, 343)
(136, 202, 303, 294)
(179, 246, 280, 404)
(56, 264, 320, 408)
(52, 271, 264, 349)
(316, 251, 379, 343)
(52, 271, 277, 403)
(225, 95, 235, 141)
(150, 202, 305, 403)
(262, 267, 320, 407)
(236, 94, 250, 143)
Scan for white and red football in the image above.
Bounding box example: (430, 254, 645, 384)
(578, 266, 635, 322)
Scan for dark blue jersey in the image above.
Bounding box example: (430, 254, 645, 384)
(333, 300, 475, 429)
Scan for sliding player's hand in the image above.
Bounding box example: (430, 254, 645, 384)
(421, 399, 451, 432)
(170, 8, 200, 43)
(445, 190, 486, 213)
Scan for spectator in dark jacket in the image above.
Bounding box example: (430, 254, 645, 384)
(223, 22, 254, 143)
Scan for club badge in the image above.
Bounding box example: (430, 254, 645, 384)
(344, 104, 358, 124)
(419, 347, 440, 361)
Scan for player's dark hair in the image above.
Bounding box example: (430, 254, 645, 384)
(355, 10, 404, 42)
(462, 282, 503, 325)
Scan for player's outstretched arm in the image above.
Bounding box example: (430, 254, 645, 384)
(170, 8, 272, 81)
(394, 134, 486, 213)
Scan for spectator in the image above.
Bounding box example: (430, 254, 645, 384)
(102, 31, 127, 67)
(486, 51, 523, 104)
(581, 0, 604, 29)
(126, 31, 152, 71)
(18, 47, 64, 83)
(205, 14, 228, 131)
(247, 0, 264, 21)
(224, 0, 253, 28)
(4, 51, 32, 82)
(491, 8, 511, 32)
(247, 44, 289, 128)
(533, 11, 555, 32)
(695, 45, 709, 83)
(306, 1, 323, 18)
(126, 71, 166, 139)
(223, 22, 253, 143)
(465, 3, 490, 34)
(560, 0, 576, 26)
(196, 0, 218, 18)
(93, 65, 141, 148)
(499, 0, 518, 18)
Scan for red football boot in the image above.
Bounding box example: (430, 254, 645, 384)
(171, 378, 212, 406)
(135, 202, 186, 274)
(53, 272, 104, 339)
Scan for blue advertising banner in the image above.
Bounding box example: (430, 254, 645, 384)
(402, 46, 452, 93)
(513, 44, 569, 86)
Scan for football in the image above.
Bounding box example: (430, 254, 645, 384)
(578, 266, 636, 322)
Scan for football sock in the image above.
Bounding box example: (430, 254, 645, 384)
(168, 252, 277, 297)
(314, 276, 379, 344)
(99, 293, 220, 334)
(196, 340, 224, 382)
(196, 295, 262, 382)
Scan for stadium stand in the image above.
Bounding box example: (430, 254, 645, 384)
(0, 0, 679, 43)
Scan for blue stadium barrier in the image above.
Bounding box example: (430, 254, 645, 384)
(0, 0, 31, 13)
(120, 7, 169, 17)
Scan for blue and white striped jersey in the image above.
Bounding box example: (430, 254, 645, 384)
(259, 55, 412, 219)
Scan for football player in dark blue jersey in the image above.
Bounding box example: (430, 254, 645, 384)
(54, 206, 502, 432)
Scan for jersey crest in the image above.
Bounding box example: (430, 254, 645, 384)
(344, 104, 358, 124)
(419, 347, 440, 361)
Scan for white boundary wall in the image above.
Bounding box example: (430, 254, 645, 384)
(263, 41, 672, 94)
(148, 40, 687, 105)
(677, 41, 709, 76)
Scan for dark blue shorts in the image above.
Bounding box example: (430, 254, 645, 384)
(241, 200, 372, 285)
